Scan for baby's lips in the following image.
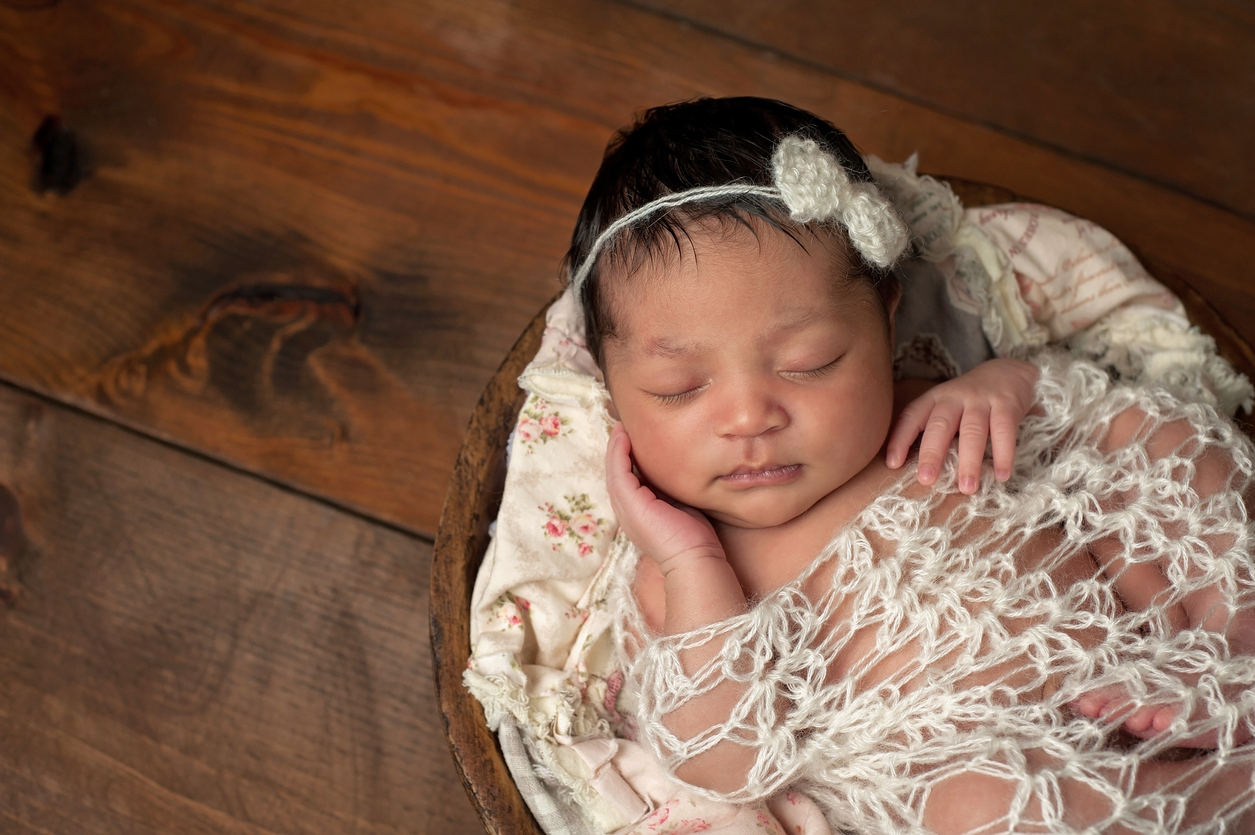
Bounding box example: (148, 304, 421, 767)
(723, 464, 780, 478)
(726, 464, 777, 476)
(718, 463, 803, 487)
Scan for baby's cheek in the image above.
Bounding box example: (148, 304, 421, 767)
(634, 448, 687, 495)
(617, 424, 661, 473)
(635, 446, 704, 506)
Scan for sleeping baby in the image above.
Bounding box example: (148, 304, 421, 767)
(566, 97, 1255, 834)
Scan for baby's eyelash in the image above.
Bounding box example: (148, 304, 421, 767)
(788, 358, 841, 380)
(650, 386, 704, 405)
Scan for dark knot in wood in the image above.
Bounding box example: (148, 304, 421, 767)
(31, 116, 81, 195)
(202, 282, 361, 328)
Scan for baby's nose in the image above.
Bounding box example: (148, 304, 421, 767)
(715, 381, 788, 439)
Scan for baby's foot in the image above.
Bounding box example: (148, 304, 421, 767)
(1071, 686, 1175, 739)
(1071, 686, 1243, 749)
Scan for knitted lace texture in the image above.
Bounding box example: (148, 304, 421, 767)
(568, 136, 910, 298)
(616, 356, 1255, 834)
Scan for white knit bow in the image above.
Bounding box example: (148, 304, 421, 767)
(771, 136, 909, 270)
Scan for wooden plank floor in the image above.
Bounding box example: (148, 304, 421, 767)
(630, 0, 1255, 220)
(0, 388, 481, 833)
(0, 0, 1252, 832)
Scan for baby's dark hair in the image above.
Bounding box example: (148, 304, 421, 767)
(563, 96, 901, 364)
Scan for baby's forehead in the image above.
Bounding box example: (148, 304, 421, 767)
(607, 215, 850, 293)
(621, 211, 841, 263)
(607, 220, 854, 306)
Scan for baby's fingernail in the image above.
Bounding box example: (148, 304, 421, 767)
(886, 451, 901, 467)
(995, 468, 1010, 481)
(918, 465, 936, 483)
(960, 476, 976, 493)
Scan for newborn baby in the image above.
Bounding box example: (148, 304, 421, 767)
(566, 97, 1255, 833)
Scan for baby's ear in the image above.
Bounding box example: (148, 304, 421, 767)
(885, 280, 904, 346)
(886, 280, 903, 322)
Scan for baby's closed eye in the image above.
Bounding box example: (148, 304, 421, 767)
(782, 355, 843, 380)
(648, 383, 708, 405)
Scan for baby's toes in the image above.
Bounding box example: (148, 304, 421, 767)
(1121, 705, 1167, 738)
(1150, 705, 1178, 734)
(1125, 704, 1224, 748)
(1069, 694, 1104, 719)
(1070, 690, 1122, 720)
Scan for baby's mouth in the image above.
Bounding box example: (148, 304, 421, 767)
(719, 463, 802, 486)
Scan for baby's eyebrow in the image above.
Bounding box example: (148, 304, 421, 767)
(631, 309, 834, 360)
(641, 337, 698, 359)
(764, 309, 826, 339)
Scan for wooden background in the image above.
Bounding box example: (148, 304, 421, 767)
(0, 1, 1252, 832)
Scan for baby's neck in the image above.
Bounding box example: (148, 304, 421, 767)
(714, 455, 899, 599)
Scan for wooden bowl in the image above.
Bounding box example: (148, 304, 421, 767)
(430, 179, 1255, 835)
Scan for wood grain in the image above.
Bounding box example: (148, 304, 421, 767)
(0, 0, 580, 537)
(2, 0, 1254, 540)
(0, 383, 482, 834)
(628, 0, 1255, 220)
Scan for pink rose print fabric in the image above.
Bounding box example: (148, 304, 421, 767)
(488, 592, 530, 631)
(539, 493, 607, 555)
(517, 398, 572, 452)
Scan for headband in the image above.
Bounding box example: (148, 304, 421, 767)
(568, 135, 911, 297)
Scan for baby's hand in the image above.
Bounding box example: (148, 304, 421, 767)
(886, 358, 1039, 494)
(606, 423, 724, 576)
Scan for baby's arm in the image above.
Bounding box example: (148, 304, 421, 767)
(886, 358, 1039, 494)
(606, 424, 756, 791)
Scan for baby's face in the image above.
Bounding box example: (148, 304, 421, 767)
(602, 222, 897, 530)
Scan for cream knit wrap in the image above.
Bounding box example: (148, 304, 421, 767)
(616, 354, 1255, 833)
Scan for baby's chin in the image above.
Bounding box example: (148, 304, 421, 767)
(701, 497, 819, 531)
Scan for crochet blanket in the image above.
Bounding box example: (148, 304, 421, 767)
(618, 353, 1255, 832)
(463, 161, 1254, 834)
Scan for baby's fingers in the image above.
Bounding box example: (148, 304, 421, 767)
(605, 423, 632, 484)
(989, 402, 1020, 481)
(916, 401, 965, 486)
(955, 408, 991, 494)
(885, 399, 931, 469)
(605, 424, 647, 517)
